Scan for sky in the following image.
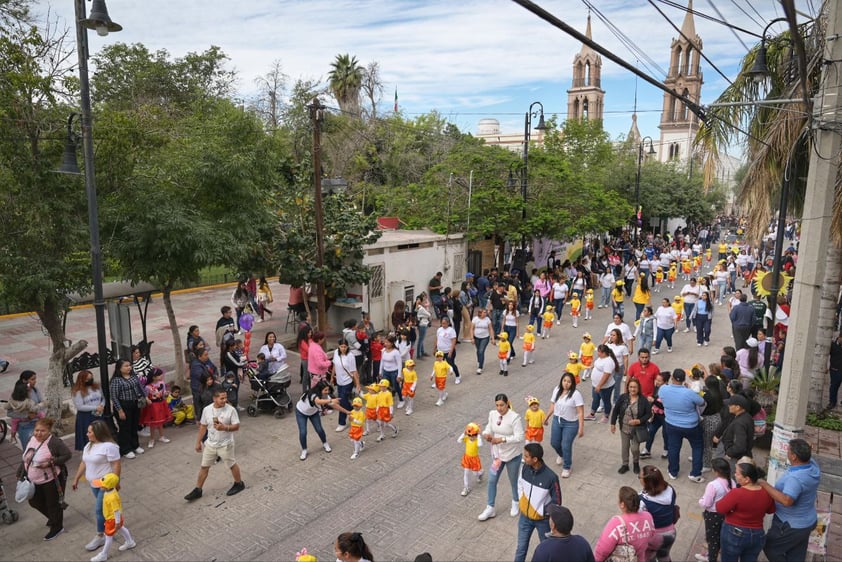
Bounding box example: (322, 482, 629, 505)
(36, 0, 817, 150)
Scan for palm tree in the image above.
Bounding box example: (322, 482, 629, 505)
(328, 53, 363, 117)
(698, 12, 840, 412)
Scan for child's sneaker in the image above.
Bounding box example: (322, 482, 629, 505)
(148, 440, 155, 449)
(461, 487, 470, 496)
(90, 551, 108, 562)
(118, 540, 137, 551)
(159, 436, 170, 443)
(376, 434, 385, 442)
(351, 452, 359, 460)
(476, 471, 483, 481)
(435, 399, 444, 407)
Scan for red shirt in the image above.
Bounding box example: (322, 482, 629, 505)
(370, 340, 383, 362)
(627, 360, 660, 397)
(716, 487, 775, 529)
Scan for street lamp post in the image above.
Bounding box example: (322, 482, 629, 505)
(520, 101, 546, 258)
(57, 0, 121, 417)
(634, 137, 656, 242)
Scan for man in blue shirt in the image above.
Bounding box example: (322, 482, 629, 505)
(760, 439, 821, 562)
(532, 504, 594, 562)
(658, 369, 706, 482)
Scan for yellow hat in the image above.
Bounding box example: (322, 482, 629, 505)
(526, 325, 535, 332)
(674, 295, 682, 301)
(435, 350, 445, 357)
(92, 473, 119, 489)
(366, 383, 379, 393)
(378, 379, 390, 389)
(568, 351, 578, 360)
(526, 395, 540, 406)
(405, 359, 415, 367)
(582, 332, 592, 340)
(545, 305, 554, 311)
(586, 288, 594, 294)
(352, 397, 363, 407)
(499, 332, 508, 340)
(465, 422, 480, 436)
(616, 280, 624, 286)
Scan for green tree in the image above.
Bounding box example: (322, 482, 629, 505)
(328, 53, 363, 117)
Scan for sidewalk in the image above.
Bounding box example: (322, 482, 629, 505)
(0, 282, 836, 561)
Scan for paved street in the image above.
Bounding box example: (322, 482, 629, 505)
(0, 281, 826, 560)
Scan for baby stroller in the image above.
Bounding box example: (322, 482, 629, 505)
(245, 362, 292, 418)
(0, 477, 19, 524)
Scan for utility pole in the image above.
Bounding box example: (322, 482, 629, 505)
(309, 98, 328, 333)
(768, 0, 842, 483)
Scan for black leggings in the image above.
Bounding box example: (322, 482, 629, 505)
(116, 401, 140, 455)
(703, 510, 725, 561)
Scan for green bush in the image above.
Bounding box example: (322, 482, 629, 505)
(806, 411, 842, 431)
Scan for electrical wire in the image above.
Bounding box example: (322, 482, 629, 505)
(706, 0, 752, 52)
(647, 0, 734, 85)
(729, 0, 765, 29)
(652, 0, 764, 38)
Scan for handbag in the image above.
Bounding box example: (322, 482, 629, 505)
(634, 424, 649, 444)
(15, 439, 47, 503)
(606, 515, 637, 562)
(136, 396, 148, 409)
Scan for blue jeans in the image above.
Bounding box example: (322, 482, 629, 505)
(646, 414, 669, 453)
(486, 454, 522, 507)
(337, 382, 353, 426)
(475, 337, 489, 369)
(553, 298, 565, 318)
(695, 314, 711, 344)
(17, 419, 36, 449)
(514, 515, 550, 562)
(600, 287, 611, 308)
(503, 326, 517, 358)
(763, 515, 815, 562)
(684, 303, 695, 329)
(635, 302, 645, 320)
(444, 349, 461, 378)
(551, 417, 579, 470)
(655, 327, 674, 350)
(612, 301, 625, 318)
(591, 386, 613, 418)
(381, 369, 401, 400)
(529, 312, 542, 334)
(613, 369, 625, 404)
(491, 309, 504, 335)
(716, 281, 727, 304)
(295, 408, 327, 450)
(721, 523, 766, 562)
(90, 485, 105, 533)
(664, 421, 703, 477)
(417, 324, 428, 357)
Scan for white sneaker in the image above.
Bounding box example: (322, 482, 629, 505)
(334, 425, 347, 432)
(406, 409, 413, 415)
(683, 328, 690, 333)
(701, 466, 712, 473)
(148, 440, 155, 448)
(397, 401, 405, 409)
(561, 469, 571, 478)
(455, 378, 461, 385)
(139, 427, 151, 437)
(461, 487, 470, 496)
(510, 500, 519, 517)
(528, 360, 534, 364)
(476, 368, 482, 374)
(158, 436, 171, 443)
(477, 505, 496, 521)
(443, 392, 448, 401)
(323, 442, 332, 453)
(556, 456, 563, 465)
(431, 382, 436, 388)
(435, 400, 444, 407)
(118, 540, 137, 551)
(556, 321, 561, 325)
(123, 452, 136, 459)
(91, 551, 108, 562)
(85, 535, 105, 551)
(596, 405, 604, 413)
(477, 471, 483, 481)
(695, 554, 709, 562)
(688, 474, 705, 483)
(350, 453, 359, 460)
(134, 447, 145, 454)
(300, 450, 308, 460)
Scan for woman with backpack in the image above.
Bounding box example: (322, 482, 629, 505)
(639, 465, 678, 562)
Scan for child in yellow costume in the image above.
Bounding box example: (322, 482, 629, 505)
(375, 379, 398, 441)
(90, 473, 136, 562)
(654, 268, 664, 293)
(569, 294, 582, 328)
(541, 305, 555, 340)
(693, 255, 702, 273)
(348, 397, 366, 460)
(430, 351, 455, 406)
(611, 281, 625, 317)
(584, 289, 595, 320)
(524, 396, 546, 444)
(681, 258, 692, 280)
(579, 333, 596, 380)
(522, 325, 536, 367)
(166, 385, 195, 425)
(667, 264, 677, 288)
(497, 332, 511, 377)
(361, 383, 379, 436)
(399, 359, 418, 416)
(672, 295, 684, 323)
(565, 351, 586, 384)
(457, 422, 483, 496)
(705, 248, 712, 262)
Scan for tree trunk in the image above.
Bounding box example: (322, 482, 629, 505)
(808, 242, 842, 411)
(36, 296, 88, 426)
(162, 285, 187, 391)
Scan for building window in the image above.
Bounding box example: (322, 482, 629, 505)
(369, 264, 384, 300)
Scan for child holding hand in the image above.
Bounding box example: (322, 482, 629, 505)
(457, 422, 483, 497)
(400, 359, 418, 415)
(89, 473, 136, 562)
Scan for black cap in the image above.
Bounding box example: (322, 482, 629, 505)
(547, 504, 574, 534)
(729, 395, 749, 410)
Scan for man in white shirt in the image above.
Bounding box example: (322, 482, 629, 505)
(679, 278, 702, 333)
(185, 388, 244, 500)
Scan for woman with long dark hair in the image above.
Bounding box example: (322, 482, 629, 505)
(639, 465, 678, 562)
(546, 372, 585, 478)
(477, 393, 525, 521)
(295, 380, 349, 461)
(231, 281, 250, 330)
(693, 291, 714, 347)
(632, 272, 651, 321)
(72, 370, 104, 451)
(586, 344, 620, 423)
(701, 373, 725, 471)
(72, 420, 121, 553)
(296, 325, 313, 389)
(108, 359, 145, 458)
(736, 338, 760, 384)
(335, 531, 374, 562)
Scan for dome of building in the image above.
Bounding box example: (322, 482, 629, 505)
(477, 118, 500, 136)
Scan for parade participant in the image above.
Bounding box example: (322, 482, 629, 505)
(471, 308, 494, 374)
(348, 398, 366, 460)
(184, 387, 245, 500)
(478, 394, 525, 522)
(522, 325, 536, 367)
(524, 396, 546, 444)
(376, 379, 399, 441)
(542, 305, 556, 339)
(545, 373, 585, 478)
(361, 383, 379, 436)
(72, 420, 121, 553)
(586, 345, 620, 423)
(436, 317, 461, 383)
(570, 292, 582, 328)
(498, 332, 512, 376)
(430, 351, 455, 406)
(89, 473, 136, 562)
(584, 288, 595, 321)
(565, 352, 586, 384)
(653, 299, 677, 355)
(612, 281, 625, 317)
(399, 359, 418, 415)
(681, 277, 702, 332)
(579, 333, 596, 380)
(457, 422, 483, 496)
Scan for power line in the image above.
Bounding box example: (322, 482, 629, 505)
(652, 0, 764, 38)
(729, 0, 765, 29)
(706, 0, 752, 52)
(742, 0, 770, 27)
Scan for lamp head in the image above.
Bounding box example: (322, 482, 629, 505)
(82, 0, 122, 36)
(647, 142, 656, 155)
(57, 137, 81, 175)
(747, 43, 769, 83)
(535, 113, 547, 130)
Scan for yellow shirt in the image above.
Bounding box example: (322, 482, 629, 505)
(672, 301, 684, 317)
(718, 243, 727, 254)
(569, 297, 581, 312)
(525, 408, 545, 429)
(612, 289, 624, 303)
(377, 390, 394, 408)
(432, 360, 452, 379)
(566, 362, 585, 378)
(507, 285, 518, 303)
(102, 489, 123, 521)
(463, 435, 480, 457)
(523, 333, 536, 350)
(402, 368, 417, 384)
(542, 311, 555, 324)
(350, 409, 365, 428)
(655, 271, 664, 283)
(632, 284, 650, 305)
(362, 391, 378, 410)
(585, 294, 594, 307)
(579, 341, 595, 358)
(498, 341, 511, 357)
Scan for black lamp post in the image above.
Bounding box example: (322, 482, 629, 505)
(520, 101, 546, 255)
(57, 0, 121, 417)
(746, 17, 788, 83)
(634, 136, 656, 242)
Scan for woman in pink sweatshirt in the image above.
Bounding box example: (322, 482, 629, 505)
(307, 332, 332, 389)
(594, 486, 662, 562)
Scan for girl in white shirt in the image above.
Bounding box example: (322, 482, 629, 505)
(545, 373, 584, 477)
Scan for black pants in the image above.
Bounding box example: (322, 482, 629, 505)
(703, 510, 725, 561)
(117, 400, 140, 455)
(30, 480, 63, 533)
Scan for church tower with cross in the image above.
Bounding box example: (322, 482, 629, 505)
(567, 13, 605, 123)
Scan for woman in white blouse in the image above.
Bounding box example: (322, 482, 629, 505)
(544, 373, 584, 478)
(331, 340, 361, 433)
(477, 393, 525, 522)
(259, 332, 287, 374)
